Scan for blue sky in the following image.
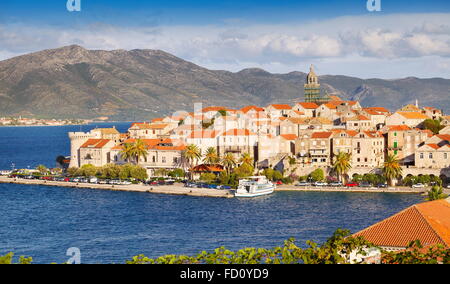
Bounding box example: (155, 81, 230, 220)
(1, 0, 450, 78)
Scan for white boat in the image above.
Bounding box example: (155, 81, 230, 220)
(235, 176, 275, 198)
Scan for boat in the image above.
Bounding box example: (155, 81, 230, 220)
(235, 176, 275, 198)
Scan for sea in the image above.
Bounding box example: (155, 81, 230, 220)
(0, 123, 423, 264)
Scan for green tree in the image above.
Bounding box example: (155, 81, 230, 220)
(332, 152, 352, 183)
(221, 153, 237, 175)
(99, 164, 121, 179)
(36, 165, 48, 175)
(426, 185, 449, 201)
(78, 164, 97, 177)
(234, 163, 254, 178)
(119, 163, 134, 180)
(309, 169, 325, 182)
(132, 139, 148, 165)
(67, 167, 79, 177)
(203, 147, 220, 165)
(423, 119, 445, 135)
(0, 253, 32, 264)
(273, 170, 284, 181)
(182, 144, 202, 179)
(130, 165, 148, 181)
(169, 169, 186, 178)
(383, 154, 403, 186)
(239, 153, 254, 167)
(200, 173, 217, 182)
(120, 143, 135, 163)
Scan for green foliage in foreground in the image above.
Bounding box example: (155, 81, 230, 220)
(0, 253, 32, 264)
(126, 229, 372, 264)
(2, 230, 449, 264)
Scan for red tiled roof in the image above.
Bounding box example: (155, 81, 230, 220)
(80, 139, 111, 149)
(241, 105, 264, 113)
(397, 112, 430, 120)
(436, 134, 450, 142)
(188, 130, 221, 139)
(312, 132, 333, 139)
(366, 107, 390, 113)
(323, 103, 337, 109)
(388, 125, 411, 131)
(222, 129, 257, 136)
(354, 199, 450, 249)
(296, 102, 319, 109)
(426, 144, 441, 150)
(268, 104, 292, 110)
(280, 134, 298, 141)
(192, 164, 225, 173)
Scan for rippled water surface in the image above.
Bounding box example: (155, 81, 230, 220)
(0, 124, 423, 263)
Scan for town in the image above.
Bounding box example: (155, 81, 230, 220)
(66, 66, 450, 188)
(0, 116, 89, 127)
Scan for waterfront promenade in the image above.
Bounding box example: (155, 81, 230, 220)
(0, 177, 234, 198)
(275, 185, 447, 194)
(1, 176, 448, 198)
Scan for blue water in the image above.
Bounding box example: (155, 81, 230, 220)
(0, 124, 423, 264)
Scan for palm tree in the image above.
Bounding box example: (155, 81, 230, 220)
(36, 165, 48, 175)
(132, 139, 148, 165)
(182, 144, 202, 179)
(426, 186, 448, 201)
(332, 152, 352, 183)
(239, 153, 254, 167)
(383, 154, 403, 186)
(203, 147, 220, 165)
(221, 153, 237, 175)
(120, 143, 135, 163)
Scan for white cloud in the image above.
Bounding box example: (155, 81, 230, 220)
(0, 13, 450, 78)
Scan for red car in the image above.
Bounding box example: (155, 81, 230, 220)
(275, 181, 283, 185)
(346, 182, 359, 187)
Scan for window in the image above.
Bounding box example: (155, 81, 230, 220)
(429, 153, 433, 159)
(420, 153, 424, 159)
(444, 153, 448, 160)
(162, 157, 166, 163)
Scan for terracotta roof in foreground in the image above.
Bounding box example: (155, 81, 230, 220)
(354, 199, 450, 249)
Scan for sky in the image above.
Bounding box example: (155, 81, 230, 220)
(0, 0, 450, 78)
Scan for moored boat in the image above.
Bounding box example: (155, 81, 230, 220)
(235, 176, 275, 198)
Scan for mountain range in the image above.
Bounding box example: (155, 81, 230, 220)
(0, 45, 448, 121)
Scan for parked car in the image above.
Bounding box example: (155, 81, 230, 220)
(377, 183, 388, 188)
(360, 182, 372, 188)
(314, 182, 328, 187)
(275, 181, 283, 185)
(329, 182, 343, 187)
(346, 182, 359, 187)
(89, 177, 98, 184)
(412, 183, 426, 188)
(296, 182, 312, 187)
(217, 185, 232, 190)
